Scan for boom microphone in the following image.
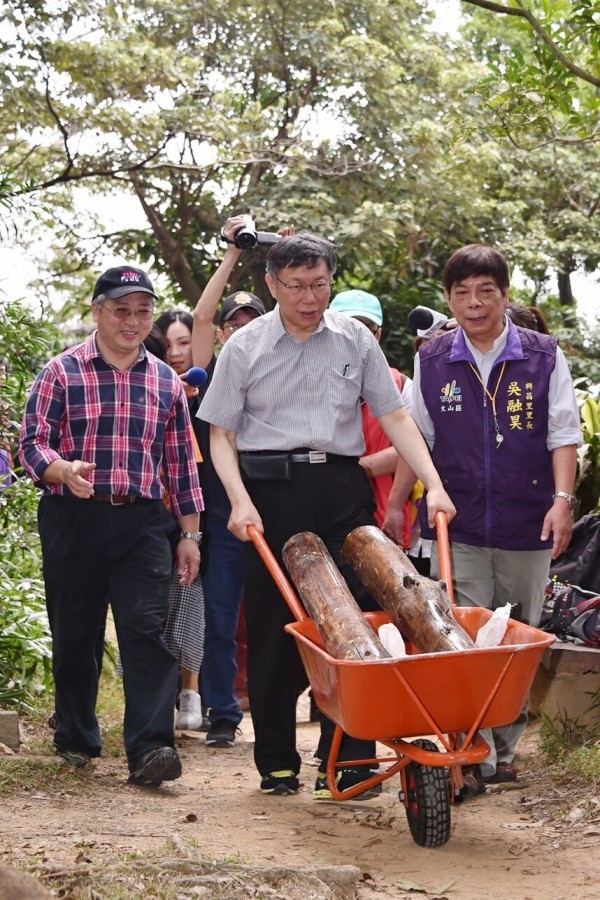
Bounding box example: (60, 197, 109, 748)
(408, 305, 449, 339)
(182, 366, 208, 387)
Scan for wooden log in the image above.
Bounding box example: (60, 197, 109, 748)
(282, 532, 391, 661)
(342, 525, 475, 653)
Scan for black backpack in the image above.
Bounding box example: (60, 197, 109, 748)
(549, 514, 600, 594)
(541, 578, 600, 647)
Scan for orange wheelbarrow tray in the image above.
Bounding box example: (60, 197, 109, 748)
(247, 520, 554, 845)
(287, 606, 552, 752)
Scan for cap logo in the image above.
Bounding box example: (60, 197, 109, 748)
(234, 292, 254, 306)
(120, 270, 142, 284)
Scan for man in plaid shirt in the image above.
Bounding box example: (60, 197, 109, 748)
(19, 264, 204, 787)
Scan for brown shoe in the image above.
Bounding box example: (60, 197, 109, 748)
(484, 762, 517, 784)
(459, 764, 486, 799)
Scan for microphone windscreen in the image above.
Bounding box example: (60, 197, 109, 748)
(184, 366, 208, 386)
(408, 306, 435, 333)
(408, 306, 449, 338)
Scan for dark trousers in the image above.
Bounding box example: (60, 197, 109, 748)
(243, 460, 379, 777)
(200, 510, 244, 725)
(38, 496, 178, 769)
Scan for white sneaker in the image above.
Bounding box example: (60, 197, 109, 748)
(176, 689, 203, 730)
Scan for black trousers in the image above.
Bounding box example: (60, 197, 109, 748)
(38, 496, 178, 769)
(243, 459, 379, 778)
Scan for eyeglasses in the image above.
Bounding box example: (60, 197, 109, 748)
(222, 321, 251, 334)
(275, 277, 333, 297)
(100, 303, 155, 322)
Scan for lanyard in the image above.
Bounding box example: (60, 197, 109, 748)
(468, 361, 507, 448)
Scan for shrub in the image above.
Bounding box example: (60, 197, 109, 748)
(0, 297, 58, 708)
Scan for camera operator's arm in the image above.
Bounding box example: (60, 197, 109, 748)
(191, 216, 246, 368)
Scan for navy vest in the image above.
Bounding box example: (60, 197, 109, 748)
(419, 322, 557, 550)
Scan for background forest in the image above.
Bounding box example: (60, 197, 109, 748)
(0, 0, 599, 705)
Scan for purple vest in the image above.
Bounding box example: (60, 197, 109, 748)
(419, 322, 557, 550)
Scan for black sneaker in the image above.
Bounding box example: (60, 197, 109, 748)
(205, 719, 237, 748)
(57, 749, 91, 769)
(200, 706, 210, 733)
(128, 747, 182, 787)
(260, 770, 299, 795)
(314, 767, 382, 800)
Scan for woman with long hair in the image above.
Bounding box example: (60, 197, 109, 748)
(155, 310, 206, 731)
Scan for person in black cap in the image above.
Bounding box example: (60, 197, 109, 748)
(218, 291, 266, 331)
(19, 264, 204, 787)
(191, 216, 267, 749)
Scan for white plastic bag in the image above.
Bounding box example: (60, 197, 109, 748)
(378, 623, 406, 658)
(475, 603, 512, 648)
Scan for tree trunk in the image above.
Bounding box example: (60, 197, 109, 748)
(558, 271, 574, 306)
(342, 526, 475, 653)
(282, 532, 390, 661)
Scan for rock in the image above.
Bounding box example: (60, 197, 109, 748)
(0, 865, 53, 899)
(0, 712, 20, 752)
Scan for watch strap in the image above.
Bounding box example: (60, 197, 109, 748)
(180, 530, 202, 543)
(553, 491, 576, 510)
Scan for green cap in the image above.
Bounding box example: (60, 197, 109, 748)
(329, 289, 383, 327)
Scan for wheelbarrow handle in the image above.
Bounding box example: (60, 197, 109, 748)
(434, 510, 455, 606)
(246, 524, 308, 622)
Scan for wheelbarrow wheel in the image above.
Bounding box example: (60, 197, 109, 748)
(402, 739, 451, 848)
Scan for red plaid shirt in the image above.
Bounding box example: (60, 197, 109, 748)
(19, 333, 203, 518)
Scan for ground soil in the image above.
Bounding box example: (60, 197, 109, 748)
(2, 693, 599, 899)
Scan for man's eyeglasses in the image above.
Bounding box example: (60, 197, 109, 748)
(275, 277, 333, 297)
(99, 303, 155, 322)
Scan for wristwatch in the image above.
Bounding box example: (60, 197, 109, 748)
(553, 491, 576, 511)
(180, 530, 203, 544)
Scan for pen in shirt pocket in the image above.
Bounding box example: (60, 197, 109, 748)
(342, 364, 349, 376)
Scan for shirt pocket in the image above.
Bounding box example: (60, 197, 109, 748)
(328, 367, 361, 409)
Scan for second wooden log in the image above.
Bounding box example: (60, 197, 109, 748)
(282, 531, 390, 661)
(342, 525, 475, 653)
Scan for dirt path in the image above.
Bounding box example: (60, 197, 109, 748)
(3, 695, 599, 899)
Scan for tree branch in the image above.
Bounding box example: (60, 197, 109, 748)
(129, 172, 202, 304)
(461, 0, 600, 88)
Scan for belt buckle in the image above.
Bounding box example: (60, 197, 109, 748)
(308, 450, 327, 464)
(110, 495, 128, 506)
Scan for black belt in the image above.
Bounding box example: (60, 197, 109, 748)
(91, 494, 147, 505)
(241, 450, 357, 464)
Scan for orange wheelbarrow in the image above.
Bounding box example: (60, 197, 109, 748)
(248, 514, 555, 847)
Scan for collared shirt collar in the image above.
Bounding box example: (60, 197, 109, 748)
(269, 305, 332, 346)
(83, 330, 150, 367)
(449, 316, 524, 366)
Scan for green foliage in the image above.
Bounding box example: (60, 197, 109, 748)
(572, 384, 600, 516)
(0, 0, 597, 347)
(0, 478, 52, 709)
(540, 697, 600, 755)
(461, 0, 600, 145)
(540, 689, 600, 784)
(0, 297, 58, 709)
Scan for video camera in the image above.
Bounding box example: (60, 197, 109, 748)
(225, 215, 282, 250)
